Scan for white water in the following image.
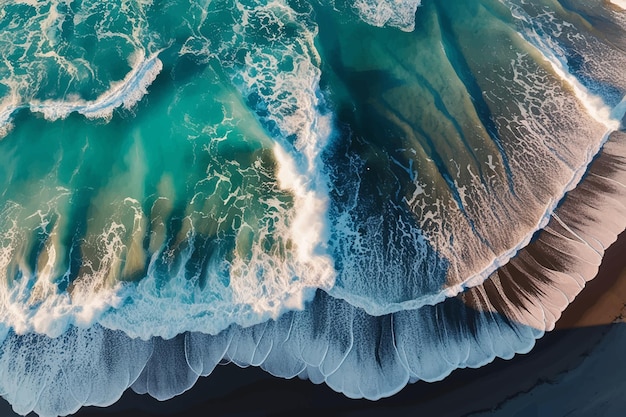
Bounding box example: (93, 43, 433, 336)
(30, 51, 163, 121)
(609, 0, 626, 10)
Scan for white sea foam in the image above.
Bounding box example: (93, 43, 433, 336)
(0, 50, 162, 137)
(272, 142, 335, 290)
(30, 51, 162, 121)
(350, 0, 421, 31)
(219, 0, 337, 317)
(0, 205, 126, 339)
(0, 104, 20, 139)
(0, 0, 158, 137)
(609, 0, 626, 10)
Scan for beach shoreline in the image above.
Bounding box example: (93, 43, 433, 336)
(52, 228, 626, 417)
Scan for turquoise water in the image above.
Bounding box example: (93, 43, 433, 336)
(0, 0, 625, 415)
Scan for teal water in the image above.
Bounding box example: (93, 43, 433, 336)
(0, 0, 625, 415)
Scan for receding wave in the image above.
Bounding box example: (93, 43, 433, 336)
(0, 0, 625, 415)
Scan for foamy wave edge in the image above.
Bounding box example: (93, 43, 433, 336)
(0, 51, 162, 137)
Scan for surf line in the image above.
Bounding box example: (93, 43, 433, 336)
(349, 16, 626, 316)
(0, 50, 163, 138)
(448, 23, 626, 302)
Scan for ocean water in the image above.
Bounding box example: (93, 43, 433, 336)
(0, 0, 625, 415)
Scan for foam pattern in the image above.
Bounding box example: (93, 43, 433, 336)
(0, 0, 157, 134)
(0, 326, 153, 417)
(321, 0, 626, 314)
(0, 0, 335, 339)
(0, 0, 625, 415)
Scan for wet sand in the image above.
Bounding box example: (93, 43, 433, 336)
(556, 230, 626, 329)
